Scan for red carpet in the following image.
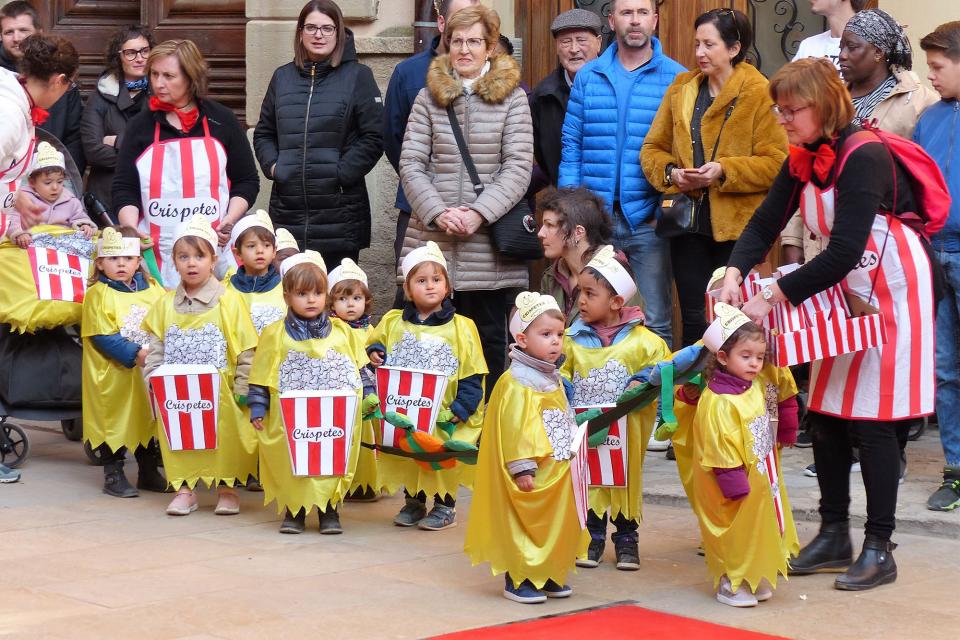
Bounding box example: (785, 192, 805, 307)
(433, 603, 789, 640)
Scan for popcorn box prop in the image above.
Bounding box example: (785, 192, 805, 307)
(570, 419, 590, 530)
(705, 270, 765, 323)
(27, 247, 89, 303)
(771, 308, 887, 368)
(574, 405, 628, 488)
(149, 364, 220, 451)
(763, 447, 786, 536)
(280, 390, 358, 477)
(376, 366, 448, 447)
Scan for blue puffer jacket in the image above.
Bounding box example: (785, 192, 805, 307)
(558, 38, 684, 230)
(914, 98, 960, 252)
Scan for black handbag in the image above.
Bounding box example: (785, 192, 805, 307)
(445, 104, 543, 260)
(656, 100, 736, 239)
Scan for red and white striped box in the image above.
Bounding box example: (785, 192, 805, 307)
(27, 247, 90, 303)
(149, 364, 220, 451)
(0, 213, 7, 239)
(570, 419, 589, 530)
(705, 270, 764, 323)
(574, 406, 628, 488)
(375, 366, 448, 447)
(772, 309, 887, 367)
(280, 390, 358, 477)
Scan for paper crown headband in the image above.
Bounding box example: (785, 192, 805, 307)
(96, 228, 140, 258)
(174, 214, 218, 250)
(509, 291, 562, 339)
(327, 258, 368, 291)
(703, 302, 753, 353)
(401, 241, 447, 278)
(32, 141, 65, 173)
(280, 250, 327, 277)
(275, 228, 299, 252)
(585, 245, 637, 299)
(230, 209, 274, 246)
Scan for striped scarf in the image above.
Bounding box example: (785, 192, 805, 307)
(852, 74, 897, 123)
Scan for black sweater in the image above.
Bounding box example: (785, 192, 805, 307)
(728, 126, 915, 305)
(111, 98, 260, 217)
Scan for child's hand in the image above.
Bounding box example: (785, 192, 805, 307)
(369, 350, 384, 367)
(79, 224, 96, 239)
(681, 383, 701, 402)
(251, 417, 264, 431)
(626, 380, 641, 390)
(15, 233, 31, 248)
(135, 347, 149, 368)
(514, 475, 535, 492)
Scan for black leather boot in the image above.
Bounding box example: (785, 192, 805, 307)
(835, 536, 897, 591)
(135, 440, 171, 493)
(789, 521, 853, 575)
(103, 461, 138, 498)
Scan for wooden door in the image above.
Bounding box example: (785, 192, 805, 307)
(40, 1, 248, 123)
(658, 0, 748, 70)
(514, 0, 577, 88)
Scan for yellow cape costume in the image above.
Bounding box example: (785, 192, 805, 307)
(342, 322, 380, 495)
(223, 277, 286, 336)
(692, 376, 800, 594)
(464, 367, 587, 589)
(367, 309, 487, 500)
(561, 324, 671, 524)
(249, 317, 366, 515)
(141, 286, 259, 489)
(81, 278, 164, 452)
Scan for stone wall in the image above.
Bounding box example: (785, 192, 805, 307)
(245, 0, 417, 315)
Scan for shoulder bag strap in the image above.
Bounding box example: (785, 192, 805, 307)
(708, 98, 737, 163)
(446, 103, 484, 196)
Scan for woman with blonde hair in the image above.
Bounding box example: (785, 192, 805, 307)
(113, 39, 260, 288)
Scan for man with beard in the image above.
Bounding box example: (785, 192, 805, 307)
(529, 9, 602, 186)
(558, 0, 684, 347)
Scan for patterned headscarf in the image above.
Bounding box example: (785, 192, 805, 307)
(845, 9, 912, 71)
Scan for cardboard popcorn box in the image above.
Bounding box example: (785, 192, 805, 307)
(280, 390, 358, 477)
(705, 269, 765, 323)
(574, 405, 628, 488)
(27, 247, 90, 303)
(772, 308, 887, 367)
(569, 419, 589, 530)
(149, 364, 220, 451)
(375, 366, 448, 447)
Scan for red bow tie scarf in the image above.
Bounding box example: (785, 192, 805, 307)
(149, 96, 199, 132)
(788, 143, 837, 183)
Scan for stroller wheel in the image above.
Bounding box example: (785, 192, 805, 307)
(83, 440, 106, 466)
(0, 421, 30, 469)
(907, 418, 926, 442)
(61, 418, 82, 442)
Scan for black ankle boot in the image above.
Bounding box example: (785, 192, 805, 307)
(835, 536, 897, 591)
(135, 441, 171, 493)
(103, 461, 138, 498)
(789, 521, 853, 575)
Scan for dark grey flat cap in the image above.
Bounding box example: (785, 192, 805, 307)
(550, 8, 603, 37)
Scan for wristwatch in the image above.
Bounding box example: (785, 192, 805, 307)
(761, 286, 775, 303)
(664, 163, 677, 187)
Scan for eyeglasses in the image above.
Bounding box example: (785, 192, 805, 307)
(450, 37, 485, 52)
(557, 35, 598, 50)
(715, 9, 742, 46)
(771, 104, 812, 122)
(302, 24, 336, 37)
(120, 47, 151, 61)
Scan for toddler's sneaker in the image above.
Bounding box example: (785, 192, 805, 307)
(393, 497, 426, 527)
(166, 489, 198, 516)
(214, 487, 240, 515)
(0, 464, 21, 483)
(280, 508, 306, 534)
(755, 578, 773, 602)
(418, 503, 456, 530)
(716, 575, 758, 608)
(576, 539, 604, 568)
(615, 541, 640, 571)
(542, 579, 572, 598)
(319, 507, 343, 534)
(503, 574, 546, 604)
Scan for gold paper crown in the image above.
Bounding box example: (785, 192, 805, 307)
(703, 302, 753, 353)
(33, 141, 65, 173)
(275, 228, 299, 252)
(510, 291, 562, 338)
(174, 214, 218, 250)
(96, 227, 141, 258)
(585, 244, 637, 299)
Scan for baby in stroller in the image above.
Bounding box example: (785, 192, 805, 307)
(6, 141, 95, 247)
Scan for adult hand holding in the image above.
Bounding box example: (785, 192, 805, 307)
(670, 167, 698, 191)
(682, 162, 724, 189)
(717, 267, 744, 307)
(14, 190, 44, 228)
(437, 208, 467, 235)
(456, 207, 484, 236)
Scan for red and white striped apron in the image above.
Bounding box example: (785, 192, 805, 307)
(0, 136, 34, 188)
(1, 181, 17, 237)
(799, 182, 935, 420)
(135, 118, 230, 287)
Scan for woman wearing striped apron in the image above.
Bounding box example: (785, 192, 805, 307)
(113, 40, 259, 288)
(719, 58, 937, 592)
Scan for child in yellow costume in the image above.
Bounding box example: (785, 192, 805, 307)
(272, 228, 300, 270)
(367, 241, 487, 531)
(465, 292, 587, 604)
(225, 210, 285, 335)
(82, 227, 166, 498)
(327, 258, 380, 502)
(248, 253, 371, 534)
(141, 215, 259, 517)
(693, 303, 800, 607)
(560, 245, 670, 571)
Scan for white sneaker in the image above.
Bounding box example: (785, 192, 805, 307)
(647, 433, 669, 452)
(716, 575, 758, 608)
(755, 578, 773, 602)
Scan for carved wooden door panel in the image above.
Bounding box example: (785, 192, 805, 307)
(41, 0, 248, 123)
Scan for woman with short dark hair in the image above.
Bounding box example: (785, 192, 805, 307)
(253, 0, 383, 266)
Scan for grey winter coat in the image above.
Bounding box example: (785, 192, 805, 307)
(399, 53, 532, 291)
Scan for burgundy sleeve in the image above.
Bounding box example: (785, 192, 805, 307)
(777, 396, 799, 446)
(713, 466, 750, 500)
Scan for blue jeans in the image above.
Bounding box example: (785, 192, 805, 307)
(936, 250, 960, 466)
(612, 208, 673, 347)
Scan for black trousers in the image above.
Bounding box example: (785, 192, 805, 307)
(452, 288, 516, 396)
(810, 412, 901, 540)
(670, 234, 736, 347)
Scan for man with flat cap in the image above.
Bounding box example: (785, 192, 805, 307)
(529, 9, 603, 186)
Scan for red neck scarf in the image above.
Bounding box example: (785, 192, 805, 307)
(149, 96, 199, 132)
(18, 78, 48, 126)
(788, 143, 836, 184)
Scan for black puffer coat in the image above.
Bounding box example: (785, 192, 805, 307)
(253, 32, 383, 254)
